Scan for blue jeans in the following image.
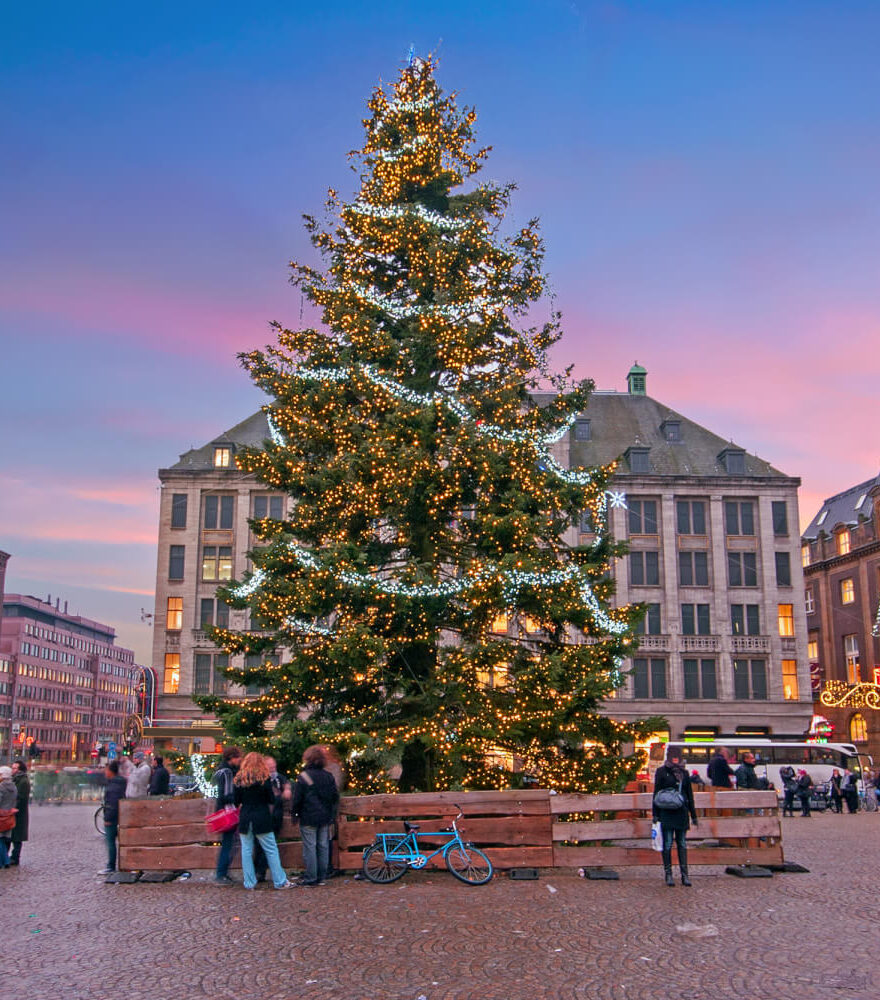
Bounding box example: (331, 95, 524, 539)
(300, 824, 330, 884)
(215, 828, 237, 878)
(239, 829, 288, 889)
(661, 826, 687, 864)
(104, 822, 118, 870)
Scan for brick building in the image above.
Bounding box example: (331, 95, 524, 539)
(802, 473, 880, 759)
(150, 365, 812, 752)
(0, 585, 143, 763)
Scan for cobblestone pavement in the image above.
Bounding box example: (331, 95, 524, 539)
(5, 804, 878, 1000)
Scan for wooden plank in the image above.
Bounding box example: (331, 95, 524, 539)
(340, 790, 550, 818)
(120, 821, 212, 847)
(119, 840, 304, 872)
(552, 816, 781, 842)
(550, 790, 778, 814)
(338, 814, 552, 850)
(336, 845, 554, 872)
(552, 844, 784, 868)
(119, 797, 209, 826)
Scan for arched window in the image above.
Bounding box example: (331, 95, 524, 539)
(850, 713, 868, 743)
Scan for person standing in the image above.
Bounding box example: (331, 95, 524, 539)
(652, 747, 698, 887)
(213, 746, 242, 885)
(126, 750, 151, 799)
(10, 759, 30, 866)
(796, 769, 813, 817)
(291, 746, 340, 887)
(148, 755, 171, 796)
(735, 752, 760, 790)
(233, 752, 292, 890)
(829, 769, 843, 813)
(841, 770, 859, 814)
(100, 760, 127, 875)
(707, 747, 734, 789)
(253, 755, 289, 883)
(0, 766, 17, 868)
(780, 765, 797, 817)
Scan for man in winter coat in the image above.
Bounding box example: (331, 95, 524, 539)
(213, 746, 242, 885)
(291, 745, 339, 886)
(10, 759, 29, 866)
(735, 752, 761, 790)
(652, 746, 698, 887)
(707, 747, 734, 788)
(148, 755, 171, 796)
(126, 750, 151, 799)
(100, 760, 127, 874)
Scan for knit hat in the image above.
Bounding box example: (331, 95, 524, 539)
(133, 750, 145, 761)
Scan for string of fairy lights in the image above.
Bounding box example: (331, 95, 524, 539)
(873, 599, 880, 638)
(201, 55, 649, 794)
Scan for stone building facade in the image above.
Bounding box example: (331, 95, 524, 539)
(802, 474, 880, 760)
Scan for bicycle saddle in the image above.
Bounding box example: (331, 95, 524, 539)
(403, 821, 420, 832)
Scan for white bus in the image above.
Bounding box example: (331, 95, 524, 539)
(647, 739, 873, 792)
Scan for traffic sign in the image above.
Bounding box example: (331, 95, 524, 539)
(108, 741, 117, 751)
(107, 750, 117, 760)
(11, 722, 20, 735)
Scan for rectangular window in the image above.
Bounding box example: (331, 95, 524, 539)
(169, 545, 185, 581)
(683, 658, 717, 699)
(728, 551, 758, 587)
(731, 604, 761, 635)
(634, 603, 661, 635)
(782, 660, 799, 700)
(840, 578, 855, 604)
(771, 501, 789, 536)
(630, 551, 660, 586)
(632, 658, 667, 699)
(681, 604, 711, 635)
(679, 551, 709, 587)
(213, 446, 231, 468)
(777, 603, 794, 637)
(574, 418, 591, 441)
(202, 546, 233, 582)
(775, 552, 791, 587)
(213, 654, 228, 695)
(204, 495, 234, 530)
(171, 494, 188, 529)
(200, 598, 215, 627)
(628, 449, 651, 473)
(734, 658, 768, 700)
(844, 635, 860, 683)
(628, 500, 658, 535)
(807, 633, 819, 662)
(253, 495, 284, 520)
(725, 501, 755, 536)
(202, 546, 218, 581)
(216, 600, 229, 628)
(579, 510, 596, 533)
(676, 500, 706, 536)
(166, 596, 183, 631)
(804, 588, 815, 615)
(837, 531, 851, 556)
(163, 653, 180, 694)
(802, 543, 811, 568)
(193, 653, 212, 695)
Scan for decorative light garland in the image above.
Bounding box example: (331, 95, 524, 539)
(347, 199, 472, 232)
(820, 680, 880, 710)
(873, 599, 880, 638)
(189, 753, 215, 798)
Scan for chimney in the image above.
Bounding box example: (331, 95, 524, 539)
(56, 597, 60, 610)
(64, 600, 68, 614)
(627, 362, 647, 396)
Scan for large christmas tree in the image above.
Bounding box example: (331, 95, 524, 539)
(199, 56, 658, 792)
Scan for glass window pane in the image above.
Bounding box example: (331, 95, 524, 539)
(741, 503, 754, 536)
(733, 659, 750, 700)
(632, 659, 649, 699)
(269, 496, 284, 519)
(697, 605, 710, 635)
(644, 501, 657, 534)
(731, 605, 744, 634)
(645, 551, 659, 585)
(677, 501, 690, 535)
(694, 552, 708, 586)
(169, 545, 185, 581)
(204, 495, 218, 529)
(772, 501, 788, 536)
(171, 494, 188, 529)
(747, 605, 760, 635)
(200, 599, 214, 627)
(751, 660, 767, 700)
(220, 495, 234, 529)
(701, 660, 717, 700)
(692, 502, 706, 535)
(194, 654, 211, 694)
(651, 658, 666, 699)
(218, 547, 233, 581)
(683, 659, 699, 699)
(216, 601, 229, 628)
(682, 604, 695, 635)
(725, 502, 738, 535)
(679, 552, 692, 586)
(253, 496, 267, 519)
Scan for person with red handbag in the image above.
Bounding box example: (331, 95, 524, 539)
(212, 747, 242, 885)
(233, 753, 293, 890)
(0, 766, 17, 868)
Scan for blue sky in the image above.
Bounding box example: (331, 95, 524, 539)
(2, 1, 879, 664)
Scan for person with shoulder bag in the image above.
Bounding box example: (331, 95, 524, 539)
(212, 746, 242, 885)
(0, 766, 18, 868)
(10, 759, 30, 866)
(291, 746, 339, 886)
(652, 746, 698, 887)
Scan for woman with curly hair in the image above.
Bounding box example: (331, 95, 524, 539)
(233, 752, 292, 890)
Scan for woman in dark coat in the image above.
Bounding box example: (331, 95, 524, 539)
(11, 759, 29, 865)
(233, 752, 292, 890)
(653, 746, 698, 887)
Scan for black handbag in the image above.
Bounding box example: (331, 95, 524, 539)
(653, 779, 685, 810)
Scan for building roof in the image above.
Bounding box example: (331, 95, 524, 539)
(568, 391, 788, 479)
(802, 473, 880, 540)
(166, 410, 271, 472)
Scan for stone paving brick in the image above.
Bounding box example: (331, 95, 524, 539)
(5, 805, 879, 1000)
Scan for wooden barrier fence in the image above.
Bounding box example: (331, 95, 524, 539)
(118, 788, 782, 872)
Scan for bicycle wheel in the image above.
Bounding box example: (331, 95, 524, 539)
(445, 843, 493, 885)
(93, 805, 104, 834)
(362, 842, 408, 883)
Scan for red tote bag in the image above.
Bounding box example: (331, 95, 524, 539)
(205, 805, 240, 834)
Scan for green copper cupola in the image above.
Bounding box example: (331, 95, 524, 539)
(627, 362, 647, 395)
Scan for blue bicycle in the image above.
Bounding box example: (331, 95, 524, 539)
(362, 806, 493, 886)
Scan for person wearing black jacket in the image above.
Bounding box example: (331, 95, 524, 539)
(734, 752, 760, 790)
(148, 755, 171, 796)
(213, 746, 241, 885)
(100, 760, 127, 875)
(653, 747, 698, 887)
(254, 755, 289, 883)
(292, 745, 340, 886)
(707, 748, 734, 788)
(233, 752, 292, 890)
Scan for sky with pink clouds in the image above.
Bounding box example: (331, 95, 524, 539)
(2, 1, 879, 666)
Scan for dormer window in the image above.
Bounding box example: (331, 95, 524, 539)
(625, 447, 651, 474)
(573, 418, 591, 442)
(718, 447, 746, 475)
(661, 419, 681, 443)
(213, 446, 232, 468)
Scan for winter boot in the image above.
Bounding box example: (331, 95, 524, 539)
(679, 847, 692, 886)
(662, 850, 675, 887)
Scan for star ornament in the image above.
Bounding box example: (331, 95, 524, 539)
(606, 491, 628, 509)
